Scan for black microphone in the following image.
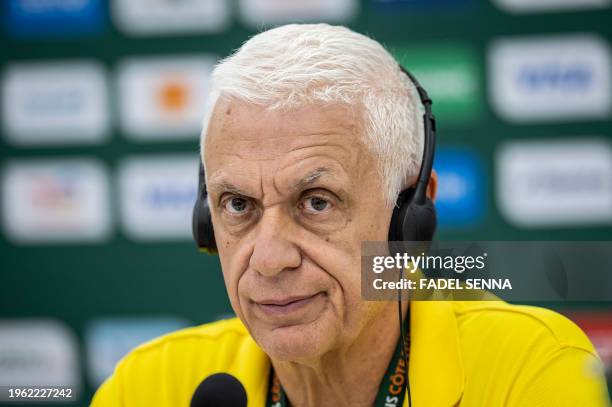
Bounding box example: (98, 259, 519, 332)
(190, 373, 248, 407)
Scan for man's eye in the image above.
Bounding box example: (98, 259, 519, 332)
(224, 197, 250, 214)
(302, 196, 330, 213)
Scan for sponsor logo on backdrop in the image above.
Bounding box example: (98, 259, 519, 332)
(496, 139, 612, 227)
(434, 147, 485, 228)
(393, 44, 482, 125)
(119, 156, 198, 240)
(117, 56, 215, 141)
(490, 34, 611, 123)
(493, 0, 610, 13)
(5, 0, 104, 37)
(85, 317, 189, 386)
(112, 0, 229, 36)
(1, 159, 111, 243)
(2, 61, 109, 146)
(0, 320, 80, 391)
(239, 0, 358, 27)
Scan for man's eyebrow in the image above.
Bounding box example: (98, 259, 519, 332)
(209, 180, 248, 196)
(294, 167, 335, 191)
(207, 166, 340, 196)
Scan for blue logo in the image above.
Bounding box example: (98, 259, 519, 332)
(5, 0, 104, 37)
(518, 64, 594, 91)
(143, 184, 197, 210)
(434, 147, 485, 228)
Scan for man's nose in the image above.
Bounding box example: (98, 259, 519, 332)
(249, 209, 301, 277)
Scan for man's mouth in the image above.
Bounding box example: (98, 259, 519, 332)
(254, 292, 326, 317)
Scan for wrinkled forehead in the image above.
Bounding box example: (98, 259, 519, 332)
(203, 98, 365, 167)
(201, 98, 380, 200)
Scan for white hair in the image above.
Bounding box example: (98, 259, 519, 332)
(200, 23, 424, 207)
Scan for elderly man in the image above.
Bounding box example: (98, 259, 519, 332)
(91, 24, 610, 407)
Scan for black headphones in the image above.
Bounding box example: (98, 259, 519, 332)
(192, 65, 437, 253)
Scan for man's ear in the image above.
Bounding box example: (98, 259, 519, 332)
(427, 170, 438, 203)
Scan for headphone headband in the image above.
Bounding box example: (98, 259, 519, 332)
(399, 65, 437, 207)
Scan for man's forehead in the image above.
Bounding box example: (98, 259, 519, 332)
(204, 99, 361, 153)
(202, 99, 377, 195)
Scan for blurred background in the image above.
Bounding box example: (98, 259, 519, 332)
(1, 0, 611, 405)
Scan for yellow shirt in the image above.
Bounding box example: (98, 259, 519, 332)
(90, 301, 610, 406)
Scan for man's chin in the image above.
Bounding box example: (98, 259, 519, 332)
(254, 318, 335, 362)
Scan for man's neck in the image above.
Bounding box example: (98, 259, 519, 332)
(270, 301, 409, 407)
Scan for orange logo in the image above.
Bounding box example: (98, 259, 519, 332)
(158, 80, 189, 112)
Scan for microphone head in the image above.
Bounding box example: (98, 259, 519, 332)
(190, 373, 247, 407)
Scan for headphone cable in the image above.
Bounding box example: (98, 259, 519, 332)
(398, 268, 412, 407)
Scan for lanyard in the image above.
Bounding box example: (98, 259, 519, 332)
(266, 312, 410, 407)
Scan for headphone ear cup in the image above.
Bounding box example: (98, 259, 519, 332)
(401, 197, 437, 242)
(192, 194, 217, 253)
(388, 188, 414, 242)
(388, 188, 437, 242)
(192, 163, 217, 254)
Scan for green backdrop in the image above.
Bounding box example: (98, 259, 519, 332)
(1, 1, 611, 405)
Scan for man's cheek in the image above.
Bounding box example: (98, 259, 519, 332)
(229, 277, 250, 322)
(219, 254, 248, 314)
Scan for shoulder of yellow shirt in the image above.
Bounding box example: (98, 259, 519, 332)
(452, 301, 597, 353)
(117, 317, 252, 367)
(117, 300, 597, 369)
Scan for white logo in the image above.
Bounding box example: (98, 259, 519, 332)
(489, 34, 611, 123)
(112, 0, 229, 36)
(496, 139, 612, 227)
(2, 61, 109, 146)
(493, 0, 610, 13)
(118, 155, 199, 240)
(85, 316, 189, 387)
(2, 159, 112, 243)
(117, 56, 215, 141)
(238, 0, 358, 27)
(0, 319, 80, 390)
